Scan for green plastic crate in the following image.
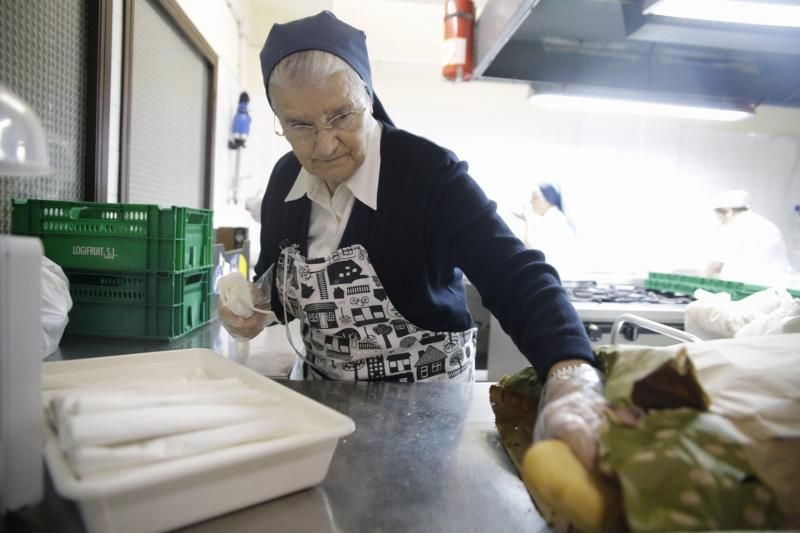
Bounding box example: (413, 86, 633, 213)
(11, 199, 213, 272)
(646, 272, 800, 301)
(64, 267, 212, 339)
(742, 283, 800, 299)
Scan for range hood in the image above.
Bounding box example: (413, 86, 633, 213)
(474, 0, 800, 107)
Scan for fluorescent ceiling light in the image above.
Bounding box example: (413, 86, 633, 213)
(645, 0, 800, 29)
(528, 93, 753, 122)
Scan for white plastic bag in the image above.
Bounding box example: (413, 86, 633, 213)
(684, 287, 799, 340)
(41, 256, 72, 357)
(736, 297, 800, 337)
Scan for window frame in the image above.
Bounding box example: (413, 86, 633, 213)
(86, 0, 114, 201)
(119, 0, 217, 207)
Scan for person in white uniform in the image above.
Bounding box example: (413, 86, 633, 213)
(514, 183, 580, 277)
(219, 11, 611, 472)
(704, 189, 791, 286)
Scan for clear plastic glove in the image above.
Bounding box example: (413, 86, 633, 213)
(532, 363, 607, 471)
(218, 269, 278, 341)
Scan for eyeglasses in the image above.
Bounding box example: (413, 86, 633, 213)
(274, 107, 367, 145)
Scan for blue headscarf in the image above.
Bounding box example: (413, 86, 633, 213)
(538, 183, 563, 212)
(259, 11, 394, 126)
(539, 182, 576, 230)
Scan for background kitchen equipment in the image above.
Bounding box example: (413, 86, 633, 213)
(474, 0, 800, 107)
(487, 280, 692, 380)
(610, 313, 700, 344)
(227, 92, 252, 206)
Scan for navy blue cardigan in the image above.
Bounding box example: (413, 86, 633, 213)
(254, 122, 594, 377)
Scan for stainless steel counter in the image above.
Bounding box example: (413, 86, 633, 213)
(5, 382, 549, 533)
(48, 318, 299, 379)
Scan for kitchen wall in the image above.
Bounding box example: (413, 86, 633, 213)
(189, 0, 800, 280)
(4, 0, 795, 280)
(248, 0, 800, 281)
(388, 104, 800, 277)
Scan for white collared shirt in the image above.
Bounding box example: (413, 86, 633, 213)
(285, 119, 382, 258)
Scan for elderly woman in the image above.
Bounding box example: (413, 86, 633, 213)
(220, 11, 604, 470)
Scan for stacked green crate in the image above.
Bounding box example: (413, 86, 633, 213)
(646, 272, 800, 301)
(11, 199, 214, 339)
(741, 283, 800, 299)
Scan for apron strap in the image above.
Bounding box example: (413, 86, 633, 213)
(280, 195, 311, 257)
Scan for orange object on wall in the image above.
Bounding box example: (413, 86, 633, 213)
(442, 0, 475, 81)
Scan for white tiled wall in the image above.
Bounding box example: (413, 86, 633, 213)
(388, 107, 800, 276)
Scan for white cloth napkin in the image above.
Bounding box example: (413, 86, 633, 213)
(42, 365, 213, 390)
(57, 404, 282, 449)
(47, 376, 299, 479)
(49, 387, 276, 422)
(68, 418, 296, 477)
(218, 271, 259, 317)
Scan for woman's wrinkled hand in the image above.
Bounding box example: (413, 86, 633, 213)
(533, 362, 607, 471)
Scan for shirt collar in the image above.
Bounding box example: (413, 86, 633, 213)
(284, 119, 382, 210)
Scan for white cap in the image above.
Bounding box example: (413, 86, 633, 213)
(711, 189, 751, 210)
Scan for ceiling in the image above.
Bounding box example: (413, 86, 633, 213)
(245, 0, 492, 61)
(237, 0, 800, 119)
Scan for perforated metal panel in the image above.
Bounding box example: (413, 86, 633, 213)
(0, 0, 90, 234)
(127, 0, 208, 209)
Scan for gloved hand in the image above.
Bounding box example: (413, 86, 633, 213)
(532, 362, 607, 471)
(218, 277, 277, 341)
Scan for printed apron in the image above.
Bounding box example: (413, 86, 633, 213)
(276, 244, 476, 382)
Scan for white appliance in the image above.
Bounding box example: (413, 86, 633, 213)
(0, 84, 50, 513)
(0, 235, 44, 512)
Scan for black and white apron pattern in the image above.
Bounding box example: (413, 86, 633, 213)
(277, 244, 476, 382)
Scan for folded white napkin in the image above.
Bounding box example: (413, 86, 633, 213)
(42, 365, 212, 390)
(68, 418, 296, 477)
(44, 375, 245, 394)
(57, 404, 282, 449)
(49, 387, 276, 422)
(47, 376, 300, 478)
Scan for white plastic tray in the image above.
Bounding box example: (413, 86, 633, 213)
(42, 349, 355, 533)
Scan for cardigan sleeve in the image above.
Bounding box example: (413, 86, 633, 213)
(253, 152, 303, 325)
(426, 156, 594, 378)
(253, 181, 274, 282)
